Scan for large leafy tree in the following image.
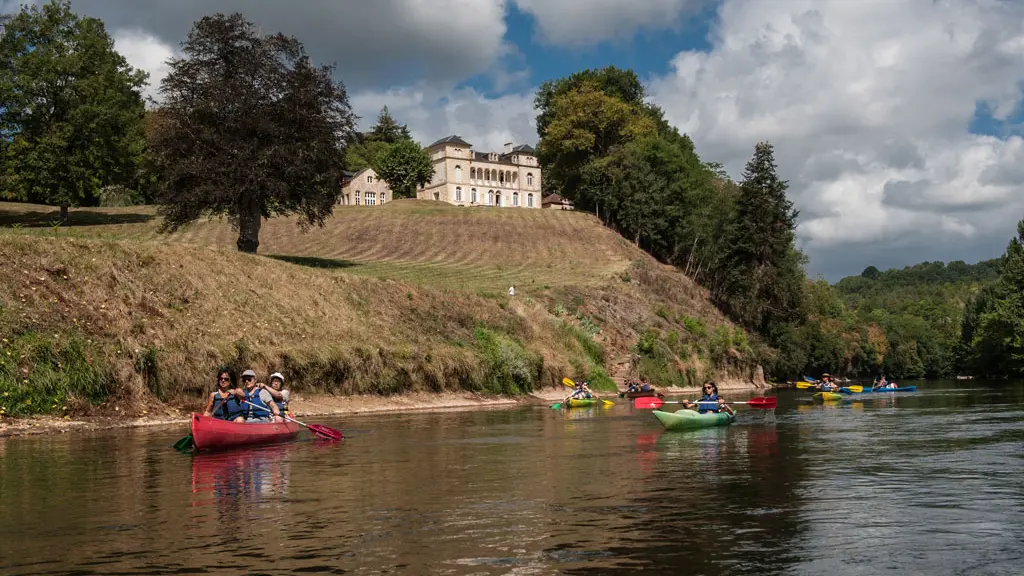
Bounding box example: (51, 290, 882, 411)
(149, 13, 355, 253)
(716, 142, 805, 335)
(375, 139, 432, 199)
(366, 106, 411, 144)
(0, 0, 148, 221)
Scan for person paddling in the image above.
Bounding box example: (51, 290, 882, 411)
(264, 372, 291, 423)
(564, 380, 594, 404)
(682, 381, 734, 415)
(818, 374, 839, 392)
(240, 369, 281, 423)
(203, 368, 245, 422)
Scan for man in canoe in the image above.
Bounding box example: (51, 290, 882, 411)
(240, 369, 281, 423)
(872, 374, 896, 390)
(203, 368, 246, 422)
(264, 372, 290, 423)
(682, 381, 734, 415)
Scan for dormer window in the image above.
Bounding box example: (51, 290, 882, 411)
(367, 175, 373, 184)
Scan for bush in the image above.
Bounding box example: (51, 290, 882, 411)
(474, 327, 543, 395)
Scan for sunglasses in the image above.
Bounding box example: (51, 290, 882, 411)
(242, 376, 254, 381)
(218, 377, 230, 382)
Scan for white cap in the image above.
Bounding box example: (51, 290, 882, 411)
(270, 372, 284, 383)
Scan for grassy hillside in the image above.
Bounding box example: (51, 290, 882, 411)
(0, 200, 762, 417)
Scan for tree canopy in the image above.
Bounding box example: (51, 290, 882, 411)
(0, 0, 148, 220)
(148, 12, 355, 253)
(375, 138, 433, 199)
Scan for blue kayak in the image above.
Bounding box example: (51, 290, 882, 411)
(840, 385, 917, 395)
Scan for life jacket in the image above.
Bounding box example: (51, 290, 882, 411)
(272, 389, 288, 413)
(211, 391, 243, 421)
(245, 387, 271, 419)
(697, 393, 719, 414)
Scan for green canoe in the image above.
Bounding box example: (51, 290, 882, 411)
(653, 409, 735, 431)
(813, 391, 844, 401)
(566, 398, 600, 408)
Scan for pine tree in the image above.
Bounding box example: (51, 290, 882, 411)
(716, 142, 804, 335)
(367, 106, 412, 144)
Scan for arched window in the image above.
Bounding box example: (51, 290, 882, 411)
(380, 192, 386, 204)
(513, 192, 519, 206)
(471, 188, 477, 203)
(506, 170, 512, 183)
(527, 193, 534, 208)
(355, 191, 361, 205)
(455, 165, 462, 183)
(499, 171, 505, 184)
(485, 169, 491, 182)
(527, 173, 533, 187)
(470, 167, 476, 180)
(512, 173, 518, 184)
(455, 186, 462, 202)
(488, 190, 494, 205)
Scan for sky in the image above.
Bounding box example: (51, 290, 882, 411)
(3, 0, 1023, 280)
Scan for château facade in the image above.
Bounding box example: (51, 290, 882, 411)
(417, 136, 543, 208)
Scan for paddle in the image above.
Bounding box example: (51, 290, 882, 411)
(839, 385, 864, 393)
(803, 376, 818, 383)
(173, 434, 195, 452)
(561, 377, 613, 405)
(634, 396, 777, 410)
(241, 401, 343, 440)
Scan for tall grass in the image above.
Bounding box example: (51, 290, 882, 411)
(0, 332, 115, 417)
(473, 327, 544, 395)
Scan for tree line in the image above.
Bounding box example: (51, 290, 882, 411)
(1, 1, 432, 253)
(534, 66, 1024, 381)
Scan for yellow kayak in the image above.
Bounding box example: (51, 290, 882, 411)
(813, 391, 843, 402)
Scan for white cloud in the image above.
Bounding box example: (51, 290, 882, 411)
(350, 84, 537, 152)
(512, 0, 702, 45)
(112, 29, 176, 102)
(649, 0, 1024, 277)
(53, 0, 509, 92)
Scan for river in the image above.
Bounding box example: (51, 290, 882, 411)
(1, 380, 1022, 575)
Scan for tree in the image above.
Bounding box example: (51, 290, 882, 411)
(0, 0, 148, 221)
(375, 139, 433, 199)
(535, 66, 647, 138)
(861, 265, 881, 280)
(149, 13, 355, 253)
(537, 80, 657, 205)
(366, 106, 411, 144)
(716, 142, 805, 335)
(963, 218, 1024, 376)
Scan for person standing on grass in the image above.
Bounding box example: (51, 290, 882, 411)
(204, 368, 246, 422)
(264, 372, 290, 423)
(241, 369, 280, 423)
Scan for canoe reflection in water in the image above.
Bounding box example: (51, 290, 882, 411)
(190, 444, 294, 520)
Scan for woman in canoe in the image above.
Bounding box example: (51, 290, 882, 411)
(682, 381, 735, 415)
(565, 381, 594, 404)
(265, 372, 291, 423)
(240, 369, 281, 423)
(203, 368, 246, 422)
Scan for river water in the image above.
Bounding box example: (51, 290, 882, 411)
(1, 381, 1022, 575)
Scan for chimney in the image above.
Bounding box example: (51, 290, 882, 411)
(504, 142, 513, 153)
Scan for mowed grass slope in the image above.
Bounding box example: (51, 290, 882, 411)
(0, 200, 634, 291)
(0, 199, 755, 417)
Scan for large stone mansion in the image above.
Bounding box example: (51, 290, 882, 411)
(418, 135, 544, 209)
(340, 136, 570, 210)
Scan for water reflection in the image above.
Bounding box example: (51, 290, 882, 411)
(189, 444, 294, 521)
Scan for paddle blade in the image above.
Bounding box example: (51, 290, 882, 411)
(307, 424, 343, 440)
(747, 396, 777, 409)
(173, 434, 195, 453)
(600, 399, 614, 406)
(847, 385, 863, 393)
(562, 377, 575, 388)
(634, 397, 664, 409)
(796, 382, 813, 389)
(803, 376, 818, 383)
(551, 403, 562, 410)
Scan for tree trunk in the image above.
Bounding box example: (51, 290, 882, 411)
(236, 198, 262, 254)
(59, 204, 69, 224)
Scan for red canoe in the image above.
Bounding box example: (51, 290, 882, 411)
(189, 413, 301, 452)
